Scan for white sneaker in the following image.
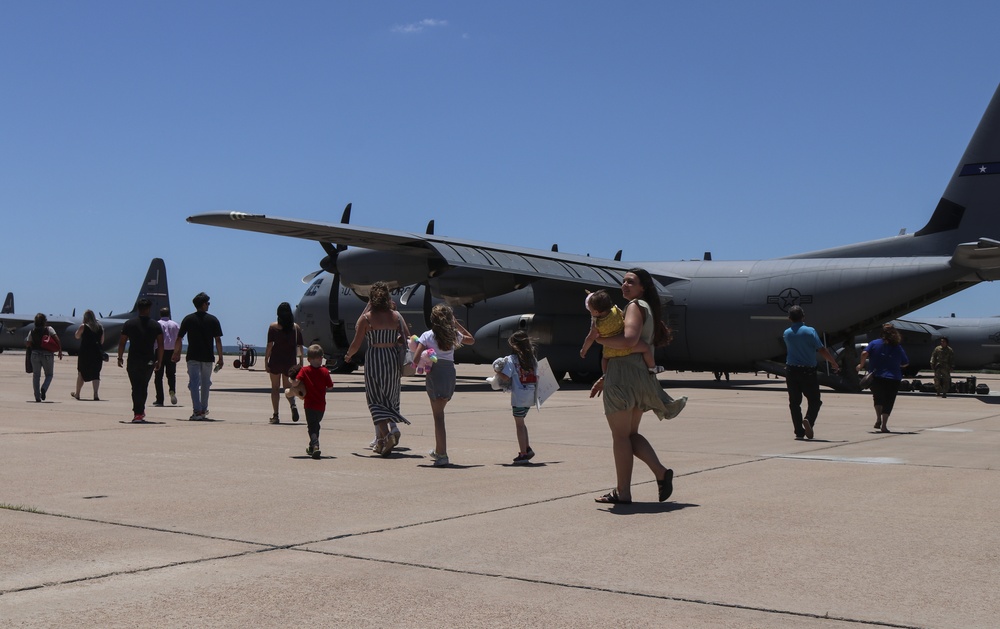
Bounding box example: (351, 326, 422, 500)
(369, 438, 378, 451)
(428, 450, 449, 466)
(381, 432, 398, 457)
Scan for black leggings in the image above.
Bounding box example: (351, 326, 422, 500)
(305, 408, 324, 442)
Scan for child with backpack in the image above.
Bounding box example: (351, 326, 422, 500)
(496, 330, 538, 465)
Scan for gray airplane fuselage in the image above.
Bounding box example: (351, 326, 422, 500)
(293, 253, 972, 377)
(0, 318, 128, 354)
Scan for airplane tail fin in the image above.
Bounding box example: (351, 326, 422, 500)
(2, 292, 12, 314)
(919, 84, 1000, 247)
(111, 258, 170, 318)
(790, 83, 1000, 259)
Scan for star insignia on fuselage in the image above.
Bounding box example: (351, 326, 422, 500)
(981, 165, 989, 174)
(989, 331, 1000, 344)
(767, 288, 813, 312)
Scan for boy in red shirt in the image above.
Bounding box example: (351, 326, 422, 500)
(288, 344, 333, 459)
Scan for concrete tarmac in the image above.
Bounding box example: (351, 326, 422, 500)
(1, 353, 998, 628)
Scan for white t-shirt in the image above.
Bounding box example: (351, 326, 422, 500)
(501, 354, 537, 408)
(417, 330, 464, 362)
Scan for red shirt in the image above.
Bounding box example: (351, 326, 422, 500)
(297, 365, 333, 411)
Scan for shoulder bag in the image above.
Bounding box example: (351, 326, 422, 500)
(40, 333, 60, 353)
(396, 314, 416, 376)
(859, 371, 874, 390)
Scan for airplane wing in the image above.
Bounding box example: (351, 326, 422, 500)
(0, 315, 76, 333)
(187, 212, 688, 292)
(886, 319, 939, 341)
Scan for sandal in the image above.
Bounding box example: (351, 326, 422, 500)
(594, 490, 632, 504)
(657, 469, 674, 502)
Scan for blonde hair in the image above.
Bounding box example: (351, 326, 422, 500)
(429, 304, 457, 351)
(83, 309, 100, 333)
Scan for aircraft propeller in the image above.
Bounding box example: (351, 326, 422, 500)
(301, 203, 352, 283)
(399, 219, 435, 328)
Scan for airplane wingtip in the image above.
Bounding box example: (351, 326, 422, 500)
(186, 212, 265, 224)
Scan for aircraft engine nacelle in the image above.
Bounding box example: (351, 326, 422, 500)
(473, 313, 601, 375)
(430, 269, 529, 304)
(335, 248, 431, 290)
(474, 314, 553, 361)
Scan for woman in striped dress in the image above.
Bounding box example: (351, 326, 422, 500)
(344, 281, 411, 456)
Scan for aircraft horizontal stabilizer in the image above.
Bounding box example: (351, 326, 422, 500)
(951, 238, 1000, 273)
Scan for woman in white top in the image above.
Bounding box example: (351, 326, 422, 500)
(412, 304, 475, 467)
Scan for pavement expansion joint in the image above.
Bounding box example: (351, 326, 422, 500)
(294, 546, 926, 629)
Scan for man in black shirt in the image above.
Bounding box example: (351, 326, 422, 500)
(117, 298, 164, 422)
(172, 292, 224, 420)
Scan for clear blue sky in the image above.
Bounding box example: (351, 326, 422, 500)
(3, 2, 1000, 346)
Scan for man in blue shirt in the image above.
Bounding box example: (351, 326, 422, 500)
(783, 306, 839, 440)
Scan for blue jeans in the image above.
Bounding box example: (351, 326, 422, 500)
(31, 351, 55, 401)
(187, 360, 214, 413)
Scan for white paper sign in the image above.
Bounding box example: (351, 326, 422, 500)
(534, 357, 560, 409)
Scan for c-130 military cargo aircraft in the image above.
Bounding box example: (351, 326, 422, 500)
(0, 259, 170, 355)
(189, 83, 1000, 385)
